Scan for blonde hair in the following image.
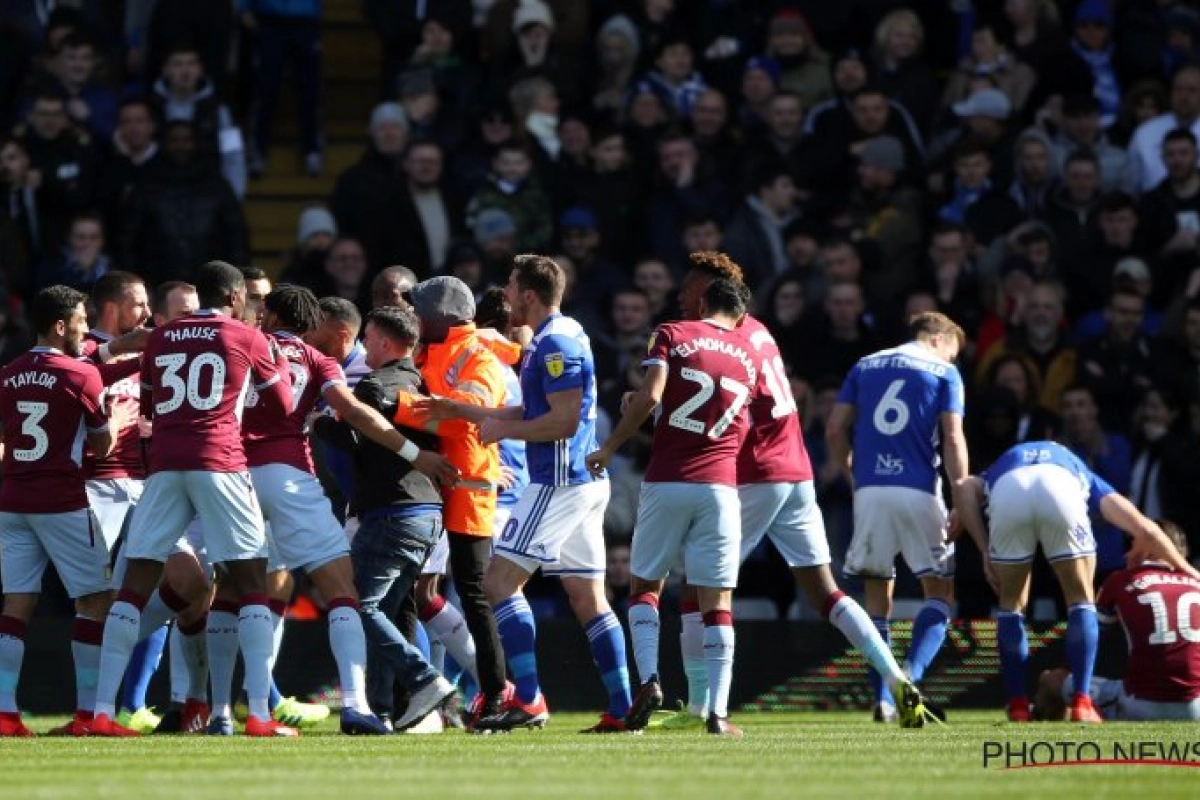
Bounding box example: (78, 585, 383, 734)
(909, 311, 966, 351)
(874, 9, 924, 56)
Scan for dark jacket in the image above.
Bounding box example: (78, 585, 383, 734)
(312, 357, 442, 515)
(330, 144, 407, 273)
(121, 156, 248, 283)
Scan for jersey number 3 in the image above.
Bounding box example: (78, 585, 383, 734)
(669, 367, 749, 439)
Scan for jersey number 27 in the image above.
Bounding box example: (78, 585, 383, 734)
(669, 367, 749, 439)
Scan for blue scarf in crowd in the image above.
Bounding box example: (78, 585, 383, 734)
(1071, 39, 1121, 128)
(939, 178, 991, 224)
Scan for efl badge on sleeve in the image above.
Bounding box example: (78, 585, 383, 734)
(545, 352, 564, 378)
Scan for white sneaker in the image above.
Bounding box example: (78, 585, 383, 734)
(394, 677, 455, 731)
(400, 710, 445, 735)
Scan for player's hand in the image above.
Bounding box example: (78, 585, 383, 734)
(586, 447, 611, 477)
(111, 326, 150, 355)
(1128, 528, 1200, 580)
(619, 391, 636, 415)
(498, 464, 517, 490)
(412, 396, 456, 421)
(478, 417, 507, 445)
(106, 398, 137, 432)
(414, 450, 459, 486)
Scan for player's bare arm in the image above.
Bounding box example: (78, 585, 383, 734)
(586, 363, 666, 476)
(1100, 493, 1200, 579)
(323, 383, 460, 485)
(479, 387, 580, 445)
(824, 402, 856, 487)
(413, 395, 522, 425)
(940, 411, 973, 514)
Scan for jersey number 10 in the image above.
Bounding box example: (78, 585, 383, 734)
(1139, 590, 1200, 645)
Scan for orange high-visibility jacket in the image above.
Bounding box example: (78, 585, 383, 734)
(394, 323, 507, 537)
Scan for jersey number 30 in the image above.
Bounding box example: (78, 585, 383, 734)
(155, 353, 227, 415)
(669, 367, 749, 439)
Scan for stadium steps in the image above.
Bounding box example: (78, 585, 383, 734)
(243, 0, 380, 277)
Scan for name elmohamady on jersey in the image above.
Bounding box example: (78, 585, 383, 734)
(1098, 565, 1200, 703)
(0, 347, 108, 513)
(140, 311, 283, 474)
(735, 315, 812, 485)
(643, 319, 757, 486)
(520, 313, 600, 486)
(243, 331, 344, 474)
(836, 342, 964, 493)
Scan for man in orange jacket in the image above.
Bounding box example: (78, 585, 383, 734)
(394, 276, 510, 724)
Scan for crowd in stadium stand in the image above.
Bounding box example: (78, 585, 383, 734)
(4, 0, 1200, 618)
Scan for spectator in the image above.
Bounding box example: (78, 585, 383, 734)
(38, 32, 119, 143)
(569, 127, 642, 263)
(279, 204, 337, 288)
(0, 286, 32, 367)
(39, 211, 111, 292)
(1043, 150, 1104, 272)
(142, 0, 235, 96)
(0, 137, 52, 298)
(796, 279, 882, 382)
(473, 208, 517, 281)
(631, 257, 675, 325)
(96, 99, 159, 237)
(643, 35, 708, 118)
(942, 17, 1037, 115)
(363, 0, 472, 102)
(1067, 0, 1123, 129)
(465, 139, 552, 253)
(318, 237, 369, 305)
(680, 212, 723, 259)
(1157, 299, 1200, 431)
(646, 130, 731, 266)
(939, 137, 1021, 251)
(1008, 128, 1060, 219)
(1075, 285, 1158, 435)
(984, 353, 1059, 443)
(1006, 0, 1090, 112)
(1129, 384, 1199, 533)
(603, 539, 632, 611)
(331, 102, 409, 273)
(16, 90, 97, 232)
(1058, 382, 1133, 576)
(390, 139, 463, 279)
(738, 57, 779, 136)
(922, 222, 983, 338)
(764, 8, 831, 111)
(149, 42, 247, 198)
(451, 101, 514, 199)
(593, 287, 653, 401)
(689, 88, 741, 188)
(242, 0, 324, 178)
(1052, 94, 1134, 193)
(443, 242, 486, 297)
(556, 206, 624, 314)
(492, 0, 583, 109)
(928, 88, 1019, 191)
(0, 24, 29, 134)
(398, 69, 468, 158)
(121, 120, 248, 283)
(591, 14, 640, 118)
(1139, 127, 1200, 299)
(1063, 191, 1151, 318)
(871, 8, 939, 133)
(976, 280, 1077, 414)
(370, 264, 417, 309)
(824, 86, 924, 188)
(746, 90, 822, 200)
(759, 273, 808, 368)
(1074, 258, 1164, 339)
(404, 12, 479, 116)
(722, 162, 800, 290)
(844, 135, 924, 296)
(1128, 64, 1200, 192)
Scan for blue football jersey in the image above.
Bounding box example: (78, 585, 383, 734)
(983, 440, 1115, 515)
(520, 314, 602, 486)
(837, 342, 965, 493)
(498, 361, 529, 508)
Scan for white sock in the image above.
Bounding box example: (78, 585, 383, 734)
(172, 622, 208, 703)
(93, 600, 142, 719)
(703, 621, 735, 718)
(206, 609, 239, 719)
(328, 603, 370, 714)
(680, 612, 708, 716)
(238, 602, 275, 721)
(71, 616, 104, 715)
(0, 623, 26, 713)
(827, 594, 906, 687)
(269, 608, 285, 671)
(168, 624, 188, 705)
(627, 602, 661, 685)
(138, 589, 176, 640)
(429, 640, 446, 673)
(424, 602, 478, 684)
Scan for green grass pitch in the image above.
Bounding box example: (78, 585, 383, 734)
(2, 711, 1199, 799)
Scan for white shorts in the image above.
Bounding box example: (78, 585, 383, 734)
(1063, 676, 1200, 721)
(125, 471, 266, 564)
(988, 464, 1096, 564)
(86, 477, 144, 553)
(0, 509, 110, 598)
(631, 482, 740, 588)
(110, 531, 196, 588)
(250, 464, 348, 574)
(739, 481, 829, 568)
(496, 481, 610, 578)
(845, 486, 952, 579)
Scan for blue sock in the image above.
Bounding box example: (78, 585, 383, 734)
(494, 595, 539, 704)
(120, 624, 167, 712)
(906, 599, 952, 682)
(869, 617, 894, 706)
(268, 677, 282, 711)
(996, 610, 1029, 700)
(1067, 603, 1099, 696)
(414, 621, 431, 661)
(585, 612, 632, 719)
(443, 652, 465, 687)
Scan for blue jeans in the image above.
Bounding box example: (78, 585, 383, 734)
(351, 511, 442, 696)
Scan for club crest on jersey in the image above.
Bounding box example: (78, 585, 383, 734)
(545, 352, 564, 378)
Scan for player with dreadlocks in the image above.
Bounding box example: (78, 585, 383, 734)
(205, 284, 458, 736)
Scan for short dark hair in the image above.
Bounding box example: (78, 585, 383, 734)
(32, 285, 87, 336)
(931, 221, 968, 240)
(1164, 127, 1198, 148)
(1097, 191, 1138, 215)
(265, 285, 323, 333)
(701, 277, 749, 318)
(495, 139, 531, 158)
(1064, 149, 1100, 170)
(682, 212, 720, 231)
(1062, 94, 1101, 118)
(240, 266, 268, 282)
(366, 305, 420, 346)
(954, 137, 992, 162)
(319, 296, 362, 339)
(751, 162, 793, 193)
(118, 97, 153, 118)
(91, 271, 144, 311)
(475, 287, 512, 332)
(164, 41, 202, 62)
(152, 281, 195, 316)
(195, 260, 245, 309)
(1061, 382, 1097, 403)
(512, 254, 566, 307)
(56, 31, 94, 54)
